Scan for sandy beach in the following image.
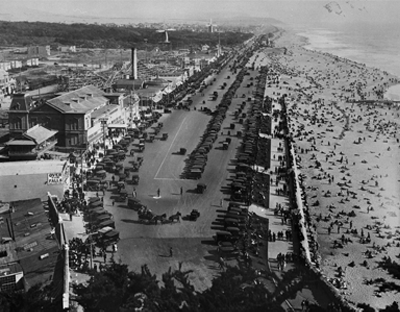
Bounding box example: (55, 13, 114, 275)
(255, 29, 400, 309)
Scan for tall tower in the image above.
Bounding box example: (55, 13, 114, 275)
(131, 48, 138, 80)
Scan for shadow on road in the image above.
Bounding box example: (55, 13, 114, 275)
(121, 218, 142, 224)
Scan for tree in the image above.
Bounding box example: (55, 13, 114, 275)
(0, 283, 55, 312)
(73, 261, 282, 312)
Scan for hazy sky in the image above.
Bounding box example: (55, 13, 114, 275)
(1, 0, 399, 27)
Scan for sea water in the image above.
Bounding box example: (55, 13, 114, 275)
(295, 22, 400, 100)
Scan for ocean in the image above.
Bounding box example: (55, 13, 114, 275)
(295, 22, 400, 100)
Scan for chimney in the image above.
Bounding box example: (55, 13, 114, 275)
(131, 47, 138, 80)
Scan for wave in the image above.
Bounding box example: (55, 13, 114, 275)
(296, 26, 400, 78)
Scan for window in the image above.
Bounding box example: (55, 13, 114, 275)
(15, 118, 22, 129)
(30, 118, 37, 128)
(71, 118, 79, 130)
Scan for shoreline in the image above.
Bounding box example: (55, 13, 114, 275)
(277, 25, 400, 102)
(270, 27, 400, 309)
(292, 25, 400, 79)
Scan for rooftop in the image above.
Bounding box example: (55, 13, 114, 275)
(0, 198, 59, 287)
(91, 104, 119, 119)
(135, 85, 165, 97)
(24, 125, 58, 145)
(113, 79, 145, 91)
(47, 85, 108, 114)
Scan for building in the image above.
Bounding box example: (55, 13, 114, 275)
(59, 46, 76, 53)
(25, 58, 39, 67)
(10, 60, 23, 70)
(0, 62, 11, 71)
(0, 69, 12, 95)
(0, 198, 59, 293)
(0, 263, 24, 292)
(5, 124, 58, 160)
(201, 44, 210, 52)
(112, 78, 145, 92)
(27, 46, 51, 57)
(0, 160, 69, 202)
(8, 86, 133, 149)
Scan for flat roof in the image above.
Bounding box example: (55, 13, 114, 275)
(0, 160, 66, 176)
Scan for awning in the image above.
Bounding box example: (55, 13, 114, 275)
(23, 125, 58, 145)
(107, 124, 128, 129)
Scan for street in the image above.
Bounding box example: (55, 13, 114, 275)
(99, 53, 260, 290)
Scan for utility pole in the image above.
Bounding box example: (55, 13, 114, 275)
(87, 234, 94, 269)
(9, 205, 15, 240)
(100, 118, 108, 149)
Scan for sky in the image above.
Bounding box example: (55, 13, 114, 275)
(0, 0, 399, 27)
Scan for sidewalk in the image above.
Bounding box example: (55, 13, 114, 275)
(267, 100, 333, 310)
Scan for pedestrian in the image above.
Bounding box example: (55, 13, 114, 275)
(69, 212, 73, 221)
(180, 187, 183, 195)
(157, 188, 160, 197)
(169, 247, 173, 257)
(220, 199, 223, 207)
(112, 200, 115, 206)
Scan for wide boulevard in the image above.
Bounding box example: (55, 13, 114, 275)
(103, 50, 259, 290)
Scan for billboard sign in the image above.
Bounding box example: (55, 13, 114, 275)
(48, 172, 63, 185)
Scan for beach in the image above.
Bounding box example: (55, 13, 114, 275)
(258, 28, 400, 309)
(295, 22, 400, 102)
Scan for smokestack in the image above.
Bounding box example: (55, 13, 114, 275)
(131, 47, 138, 80)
